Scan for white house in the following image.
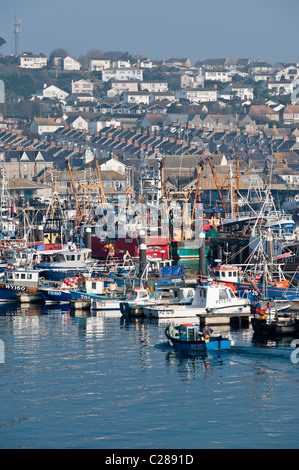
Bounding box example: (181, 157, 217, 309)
(29, 117, 65, 135)
(65, 115, 88, 132)
(283, 105, 299, 124)
(176, 88, 218, 103)
(71, 79, 93, 95)
(89, 59, 111, 71)
(112, 60, 131, 68)
(121, 91, 151, 105)
(37, 84, 69, 101)
(19, 54, 47, 69)
(88, 117, 121, 134)
(149, 91, 176, 103)
(138, 58, 153, 68)
(200, 68, 232, 83)
(63, 56, 81, 71)
(274, 64, 299, 81)
(99, 157, 126, 176)
(267, 81, 293, 95)
(180, 73, 204, 89)
(140, 81, 168, 92)
(107, 80, 139, 97)
(229, 84, 254, 100)
(102, 68, 143, 82)
(252, 73, 273, 82)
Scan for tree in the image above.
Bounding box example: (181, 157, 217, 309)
(49, 48, 69, 65)
(3, 73, 36, 102)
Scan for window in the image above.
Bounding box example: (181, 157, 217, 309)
(219, 289, 229, 300)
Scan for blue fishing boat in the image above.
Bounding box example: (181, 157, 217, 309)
(34, 246, 92, 281)
(98, 262, 186, 289)
(39, 276, 124, 303)
(165, 323, 234, 353)
(0, 268, 42, 302)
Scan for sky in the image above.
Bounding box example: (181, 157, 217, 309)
(0, 0, 298, 65)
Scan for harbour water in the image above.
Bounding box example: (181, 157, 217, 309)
(0, 302, 299, 449)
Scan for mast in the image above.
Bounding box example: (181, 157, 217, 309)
(207, 157, 227, 216)
(236, 156, 240, 214)
(191, 162, 203, 221)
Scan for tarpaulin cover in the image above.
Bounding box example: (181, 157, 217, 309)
(160, 265, 184, 277)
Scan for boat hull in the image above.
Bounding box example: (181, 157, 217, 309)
(0, 284, 39, 302)
(165, 327, 232, 352)
(90, 299, 122, 310)
(252, 317, 297, 336)
(144, 303, 251, 318)
(236, 282, 299, 300)
(39, 288, 73, 303)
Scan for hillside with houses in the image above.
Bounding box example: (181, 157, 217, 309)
(0, 50, 299, 206)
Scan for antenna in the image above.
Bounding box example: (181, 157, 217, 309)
(13, 15, 21, 56)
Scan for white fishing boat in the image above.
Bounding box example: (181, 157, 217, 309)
(142, 282, 250, 318)
(119, 287, 163, 315)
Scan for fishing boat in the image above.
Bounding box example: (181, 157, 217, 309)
(209, 227, 299, 301)
(39, 276, 116, 303)
(97, 257, 186, 289)
(142, 282, 250, 318)
(0, 267, 42, 302)
(251, 311, 297, 337)
(34, 245, 93, 281)
(119, 287, 163, 315)
(165, 322, 234, 353)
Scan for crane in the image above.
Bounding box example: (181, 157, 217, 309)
(78, 183, 107, 218)
(207, 156, 227, 216)
(94, 156, 107, 207)
(67, 158, 83, 221)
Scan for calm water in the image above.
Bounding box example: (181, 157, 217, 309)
(0, 302, 299, 449)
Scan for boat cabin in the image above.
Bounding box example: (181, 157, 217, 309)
(3, 269, 40, 288)
(126, 288, 150, 302)
(171, 287, 195, 303)
(192, 283, 237, 308)
(37, 247, 91, 267)
(211, 265, 242, 285)
(177, 323, 201, 342)
(77, 277, 105, 295)
(148, 257, 173, 276)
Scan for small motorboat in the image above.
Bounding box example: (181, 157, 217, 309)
(165, 323, 234, 353)
(119, 287, 162, 315)
(143, 282, 250, 318)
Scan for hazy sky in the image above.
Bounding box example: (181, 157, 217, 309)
(0, 0, 298, 64)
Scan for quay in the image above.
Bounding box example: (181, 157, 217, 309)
(198, 312, 253, 328)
